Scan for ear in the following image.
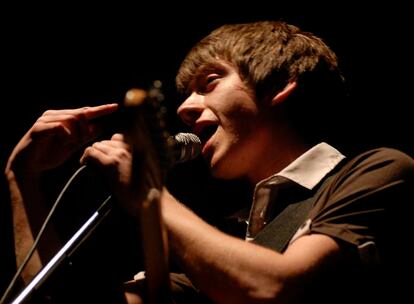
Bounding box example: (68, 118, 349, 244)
(271, 81, 297, 106)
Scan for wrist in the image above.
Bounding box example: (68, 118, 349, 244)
(5, 156, 42, 186)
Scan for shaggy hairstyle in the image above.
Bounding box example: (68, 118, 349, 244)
(176, 21, 348, 144)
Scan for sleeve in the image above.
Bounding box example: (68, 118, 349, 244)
(307, 148, 414, 263)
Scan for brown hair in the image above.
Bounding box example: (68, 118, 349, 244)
(176, 21, 344, 103)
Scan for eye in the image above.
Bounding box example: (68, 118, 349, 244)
(197, 73, 220, 94)
(206, 73, 220, 84)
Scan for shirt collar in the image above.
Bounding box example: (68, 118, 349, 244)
(257, 142, 345, 190)
(228, 143, 345, 236)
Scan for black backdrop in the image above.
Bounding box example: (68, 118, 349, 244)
(2, 3, 413, 159)
(1, 2, 413, 300)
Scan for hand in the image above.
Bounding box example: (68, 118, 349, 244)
(6, 103, 118, 177)
(80, 133, 145, 215)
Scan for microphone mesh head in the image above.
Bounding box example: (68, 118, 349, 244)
(173, 132, 201, 163)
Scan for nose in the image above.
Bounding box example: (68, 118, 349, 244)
(177, 93, 204, 126)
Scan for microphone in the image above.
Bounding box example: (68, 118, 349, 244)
(168, 132, 201, 163)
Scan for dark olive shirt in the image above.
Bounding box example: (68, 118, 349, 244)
(214, 147, 413, 302)
(290, 147, 414, 302)
(308, 148, 414, 263)
(146, 147, 414, 303)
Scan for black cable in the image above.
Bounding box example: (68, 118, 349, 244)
(1, 165, 88, 304)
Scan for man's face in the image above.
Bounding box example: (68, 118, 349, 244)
(177, 61, 273, 180)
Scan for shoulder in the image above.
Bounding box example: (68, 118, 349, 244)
(313, 147, 414, 211)
(339, 147, 414, 184)
(308, 147, 414, 244)
(352, 147, 413, 166)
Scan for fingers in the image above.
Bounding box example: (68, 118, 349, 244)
(39, 103, 118, 121)
(82, 103, 119, 120)
(32, 103, 119, 145)
(111, 133, 124, 141)
(80, 137, 131, 167)
(80, 137, 133, 195)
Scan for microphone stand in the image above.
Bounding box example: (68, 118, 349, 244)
(9, 196, 112, 304)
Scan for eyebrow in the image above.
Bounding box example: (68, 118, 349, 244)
(197, 62, 226, 76)
(187, 62, 228, 91)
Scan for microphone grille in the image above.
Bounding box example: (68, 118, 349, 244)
(172, 132, 201, 163)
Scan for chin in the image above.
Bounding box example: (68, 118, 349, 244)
(208, 150, 243, 179)
(209, 162, 241, 180)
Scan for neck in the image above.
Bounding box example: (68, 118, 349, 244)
(246, 127, 311, 185)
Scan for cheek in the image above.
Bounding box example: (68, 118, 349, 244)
(225, 106, 260, 141)
(221, 96, 259, 128)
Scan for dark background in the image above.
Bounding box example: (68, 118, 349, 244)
(1, 3, 413, 159)
(1, 2, 413, 300)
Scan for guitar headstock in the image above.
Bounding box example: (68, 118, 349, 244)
(123, 80, 172, 191)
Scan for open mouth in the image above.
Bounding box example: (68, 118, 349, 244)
(198, 124, 218, 145)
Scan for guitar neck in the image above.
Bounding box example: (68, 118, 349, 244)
(123, 85, 171, 303)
